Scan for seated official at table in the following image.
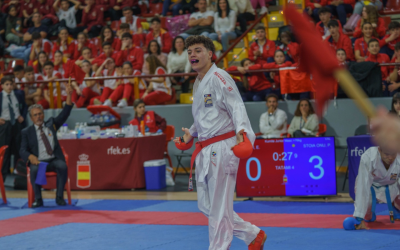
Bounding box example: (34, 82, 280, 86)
(259, 94, 287, 138)
(129, 99, 166, 133)
(390, 92, 400, 117)
(352, 146, 400, 230)
(19, 82, 74, 208)
(288, 98, 319, 137)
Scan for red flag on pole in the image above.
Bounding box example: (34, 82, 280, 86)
(65, 61, 86, 84)
(284, 5, 340, 116)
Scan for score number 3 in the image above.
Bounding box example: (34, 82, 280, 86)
(309, 156, 324, 180)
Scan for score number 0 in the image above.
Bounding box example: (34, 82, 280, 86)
(245, 155, 325, 181)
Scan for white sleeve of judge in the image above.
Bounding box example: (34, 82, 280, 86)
(353, 153, 374, 219)
(259, 113, 272, 135)
(215, 70, 256, 146)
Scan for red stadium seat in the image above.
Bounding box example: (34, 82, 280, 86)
(164, 88, 177, 105)
(160, 16, 168, 30)
(139, 2, 148, 15)
(0, 146, 8, 204)
(163, 125, 175, 171)
(381, 0, 400, 14)
(142, 3, 163, 17)
(26, 147, 72, 208)
(6, 59, 24, 73)
(316, 124, 327, 137)
(382, 16, 392, 30)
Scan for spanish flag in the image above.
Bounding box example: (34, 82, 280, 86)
(77, 164, 90, 188)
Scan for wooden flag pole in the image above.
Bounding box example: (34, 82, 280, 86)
(334, 69, 376, 118)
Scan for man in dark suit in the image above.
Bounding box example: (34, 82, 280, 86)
(20, 81, 73, 208)
(0, 76, 27, 181)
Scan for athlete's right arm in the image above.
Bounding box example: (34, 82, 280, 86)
(353, 154, 374, 219)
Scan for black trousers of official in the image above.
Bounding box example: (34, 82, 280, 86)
(0, 121, 23, 181)
(293, 130, 316, 138)
(30, 158, 68, 199)
(237, 12, 255, 33)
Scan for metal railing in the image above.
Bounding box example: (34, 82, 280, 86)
(18, 62, 400, 109)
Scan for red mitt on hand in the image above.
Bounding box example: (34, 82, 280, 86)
(175, 137, 194, 151)
(232, 132, 253, 159)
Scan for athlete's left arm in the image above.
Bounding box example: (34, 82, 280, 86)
(214, 70, 256, 145)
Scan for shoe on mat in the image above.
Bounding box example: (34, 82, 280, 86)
(248, 230, 267, 250)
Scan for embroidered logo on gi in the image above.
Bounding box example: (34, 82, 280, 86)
(211, 151, 217, 166)
(227, 86, 233, 92)
(204, 94, 213, 107)
(214, 72, 226, 85)
(212, 152, 216, 157)
(390, 173, 398, 180)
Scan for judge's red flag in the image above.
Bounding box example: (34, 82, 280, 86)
(66, 60, 86, 84)
(284, 5, 340, 116)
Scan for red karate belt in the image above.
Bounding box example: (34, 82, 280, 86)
(188, 130, 236, 191)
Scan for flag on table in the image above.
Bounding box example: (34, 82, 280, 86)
(279, 67, 315, 94)
(284, 5, 340, 116)
(35, 162, 48, 185)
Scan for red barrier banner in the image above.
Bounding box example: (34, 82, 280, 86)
(280, 68, 315, 94)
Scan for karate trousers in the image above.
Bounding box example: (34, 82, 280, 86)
(195, 137, 260, 250)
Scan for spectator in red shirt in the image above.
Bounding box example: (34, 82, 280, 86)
(21, 0, 38, 27)
(336, 48, 347, 65)
(263, 50, 293, 97)
(353, 5, 386, 38)
(115, 23, 143, 49)
(326, 0, 355, 26)
(326, 20, 354, 61)
(315, 7, 343, 40)
(72, 32, 98, 60)
(42, 61, 65, 108)
(29, 32, 52, 63)
(117, 7, 142, 35)
(227, 58, 272, 102)
(33, 51, 49, 75)
(276, 31, 299, 63)
(53, 50, 68, 77)
(52, 27, 75, 59)
(365, 39, 392, 95)
(379, 21, 400, 59)
(92, 42, 121, 70)
(80, 0, 103, 38)
(91, 58, 119, 105)
(75, 47, 94, 66)
(354, 22, 376, 62)
(305, 0, 324, 22)
(109, 0, 140, 21)
(23, 66, 47, 107)
(146, 17, 172, 54)
(116, 32, 144, 71)
(248, 24, 276, 64)
(71, 60, 99, 108)
(129, 99, 167, 133)
(100, 26, 120, 52)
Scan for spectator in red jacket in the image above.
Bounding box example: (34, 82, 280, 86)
(116, 32, 144, 71)
(276, 31, 299, 63)
(115, 23, 143, 51)
(71, 60, 100, 107)
(315, 7, 343, 40)
(91, 58, 119, 105)
(80, 0, 103, 38)
(29, 32, 52, 63)
(227, 58, 272, 102)
(92, 42, 122, 69)
(326, 0, 355, 26)
(146, 17, 172, 54)
(354, 22, 376, 62)
(129, 99, 167, 133)
(117, 7, 142, 35)
(365, 39, 392, 95)
(305, 0, 324, 22)
(263, 50, 293, 97)
(248, 24, 276, 64)
(21, 0, 37, 27)
(33, 51, 49, 75)
(100, 26, 120, 52)
(52, 27, 75, 59)
(353, 5, 386, 38)
(380, 21, 400, 59)
(326, 20, 354, 61)
(109, 0, 140, 21)
(389, 42, 400, 74)
(53, 50, 68, 77)
(72, 32, 98, 60)
(75, 47, 94, 66)
(336, 48, 347, 65)
(2, 0, 21, 17)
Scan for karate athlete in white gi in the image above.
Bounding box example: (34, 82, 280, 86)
(353, 146, 400, 230)
(173, 36, 267, 250)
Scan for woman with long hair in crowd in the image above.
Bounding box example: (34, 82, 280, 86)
(100, 26, 120, 52)
(353, 5, 385, 38)
(288, 99, 319, 137)
(167, 36, 192, 93)
(142, 40, 168, 75)
(33, 51, 49, 75)
(52, 50, 68, 77)
(390, 92, 400, 116)
(142, 54, 172, 105)
(52, 27, 75, 59)
(72, 32, 98, 60)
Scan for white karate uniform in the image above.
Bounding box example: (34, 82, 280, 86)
(189, 64, 260, 250)
(259, 108, 287, 138)
(353, 147, 400, 219)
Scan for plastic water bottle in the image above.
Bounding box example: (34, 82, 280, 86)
(110, 115, 116, 122)
(62, 124, 68, 133)
(83, 122, 87, 127)
(90, 114, 96, 123)
(104, 112, 110, 123)
(75, 122, 79, 132)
